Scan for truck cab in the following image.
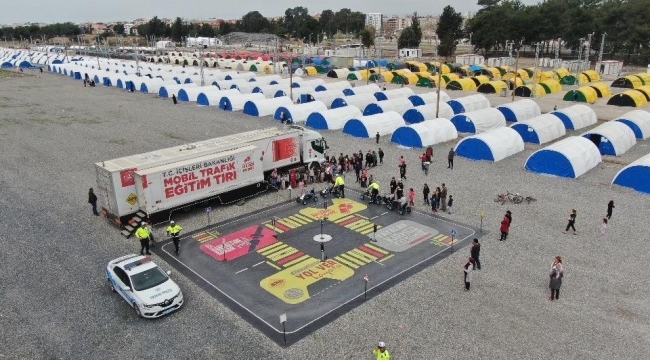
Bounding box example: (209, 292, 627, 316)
(290, 125, 328, 167)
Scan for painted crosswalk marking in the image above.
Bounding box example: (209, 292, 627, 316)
(262, 213, 315, 234)
(192, 230, 221, 243)
(431, 233, 458, 246)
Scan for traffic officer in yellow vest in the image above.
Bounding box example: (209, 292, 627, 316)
(334, 173, 345, 198)
(135, 221, 152, 256)
(166, 220, 183, 255)
(373, 341, 390, 360)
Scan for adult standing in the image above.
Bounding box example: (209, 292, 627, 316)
(564, 209, 577, 235)
(376, 132, 380, 144)
(135, 222, 152, 256)
(606, 200, 615, 219)
(463, 257, 475, 291)
(389, 177, 397, 195)
(172, 94, 177, 104)
(88, 188, 99, 216)
(378, 148, 384, 165)
(166, 221, 183, 255)
(448, 148, 456, 169)
(440, 183, 448, 212)
(499, 213, 511, 241)
(549, 256, 564, 301)
(373, 341, 390, 360)
(334, 173, 345, 198)
(399, 163, 407, 181)
(470, 239, 481, 270)
(423, 183, 430, 206)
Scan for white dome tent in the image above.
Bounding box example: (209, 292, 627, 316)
(614, 110, 650, 140)
(243, 96, 294, 117)
(525, 136, 602, 178)
(273, 86, 316, 100)
(612, 153, 650, 194)
(391, 119, 458, 148)
(274, 101, 328, 123)
(141, 79, 177, 94)
(305, 106, 362, 130)
(309, 90, 345, 108)
(331, 93, 377, 110)
(550, 104, 597, 130)
(447, 94, 491, 114)
(496, 99, 542, 122)
(581, 121, 636, 156)
(219, 93, 265, 111)
(450, 108, 507, 134)
(252, 84, 286, 98)
(455, 127, 524, 162)
(374, 87, 415, 101)
(363, 97, 415, 116)
(403, 103, 455, 124)
(342, 83, 381, 96)
(196, 89, 242, 106)
(177, 85, 220, 102)
(343, 111, 406, 138)
(408, 91, 451, 106)
(230, 82, 259, 94)
(510, 114, 567, 144)
(159, 83, 197, 98)
(315, 81, 352, 93)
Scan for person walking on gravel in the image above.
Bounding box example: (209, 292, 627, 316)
(549, 256, 564, 301)
(463, 257, 475, 291)
(440, 183, 448, 212)
(376, 132, 380, 144)
(470, 239, 481, 270)
(373, 341, 390, 360)
(135, 222, 152, 256)
(448, 148, 456, 169)
(88, 188, 99, 216)
(500, 213, 511, 241)
(564, 209, 578, 235)
(606, 200, 615, 219)
(378, 148, 384, 165)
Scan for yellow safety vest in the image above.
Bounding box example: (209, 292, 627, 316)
(166, 224, 182, 236)
(369, 182, 380, 191)
(135, 227, 150, 240)
(373, 349, 390, 360)
(334, 176, 345, 186)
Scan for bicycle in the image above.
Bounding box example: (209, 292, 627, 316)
(494, 191, 523, 205)
(524, 196, 537, 204)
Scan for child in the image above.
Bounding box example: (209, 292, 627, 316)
(408, 188, 415, 207)
(447, 195, 453, 214)
(600, 218, 607, 235)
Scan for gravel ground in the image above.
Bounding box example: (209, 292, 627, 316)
(1, 68, 650, 360)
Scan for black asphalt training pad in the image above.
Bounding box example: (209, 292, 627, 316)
(153, 189, 484, 346)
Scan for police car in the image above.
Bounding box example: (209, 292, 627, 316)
(106, 254, 184, 318)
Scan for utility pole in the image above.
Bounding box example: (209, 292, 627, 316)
(511, 42, 520, 102)
(532, 43, 540, 99)
(597, 32, 606, 72)
(199, 45, 205, 86)
(577, 37, 584, 63)
(555, 37, 561, 70)
(435, 47, 442, 118)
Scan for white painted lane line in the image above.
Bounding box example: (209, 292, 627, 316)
(370, 212, 389, 220)
(235, 268, 249, 274)
(252, 261, 265, 267)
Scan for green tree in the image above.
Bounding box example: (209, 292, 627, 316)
(359, 26, 375, 49)
(298, 17, 321, 42)
(410, 12, 422, 47)
(170, 17, 183, 42)
(398, 27, 417, 49)
(240, 11, 271, 33)
(113, 24, 125, 36)
(219, 22, 233, 36)
(319, 10, 335, 36)
(436, 5, 463, 57)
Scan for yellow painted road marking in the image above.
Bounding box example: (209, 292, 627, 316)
(259, 243, 288, 256)
(293, 214, 314, 223)
(334, 256, 359, 269)
(340, 253, 366, 266)
(357, 224, 375, 234)
(277, 219, 297, 229)
(350, 249, 378, 262)
(378, 254, 394, 263)
(268, 247, 299, 261)
(266, 261, 281, 270)
(334, 214, 354, 224)
(257, 241, 283, 254)
(282, 254, 311, 268)
(348, 219, 371, 231)
(287, 215, 308, 225)
(343, 252, 370, 265)
(364, 243, 389, 254)
(263, 223, 284, 233)
(280, 217, 302, 228)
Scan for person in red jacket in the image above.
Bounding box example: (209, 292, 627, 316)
(500, 213, 511, 241)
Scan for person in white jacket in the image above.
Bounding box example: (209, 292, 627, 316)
(463, 257, 475, 291)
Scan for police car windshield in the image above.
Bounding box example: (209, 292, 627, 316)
(130, 267, 169, 291)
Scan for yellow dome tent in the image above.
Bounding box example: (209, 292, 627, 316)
(539, 79, 562, 94)
(556, 68, 570, 79)
(540, 71, 558, 81)
(582, 70, 601, 82)
(446, 78, 478, 91)
(514, 85, 546, 98)
(477, 80, 508, 94)
(612, 75, 643, 89)
(633, 73, 650, 85)
(589, 82, 612, 98)
(634, 85, 650, 100)
(470, 75, 491, 86)
(607, 90, 648, 107)
(517, 69, 530, 80)
(303, 66, 318, 76)
(563, 86, 598, 103)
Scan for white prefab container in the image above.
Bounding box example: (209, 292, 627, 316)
(95, 127, 326, 217)
(134, 145, 263, 214)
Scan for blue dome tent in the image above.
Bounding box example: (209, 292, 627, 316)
(305, 106, 362, 130)
(580, 121, 636, 156)
(391, 119, 458, 148)
(455, 127, 524, 162)
(612, 153, 650, 194)
(525, 136, 602, 178)
(510, 114, 566, 144)
(614, 110, 650, 140)
(342, 111, 405, 138)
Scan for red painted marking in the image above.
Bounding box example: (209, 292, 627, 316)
(358, 245, 385, 258)
(339, 203, 354, 213)
(276, 251, 305, 266)
(337, 216, 360, 227)
(194, 233, 211, 240)
(201, 226, 277, 262)
(409, 233, 432, 245)
(274, 222, 291, 232)
(441, 236, 452, 244)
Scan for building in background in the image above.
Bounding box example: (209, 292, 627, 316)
(365, 13, 383, 33)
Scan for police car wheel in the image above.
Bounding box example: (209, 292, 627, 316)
(108, 280, 115, 292)
(134, 303, 143, 318)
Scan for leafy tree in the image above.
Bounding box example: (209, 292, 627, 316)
(410, 12, 422, 47)
(113, 24, 125, 36)
(436, 5, 463, 57)
(198, 23, 215, 37)
(398, 27, 417, 49)
(240, 11, 271, 33)
(219, 22, 234, 36)
(319, 10, 335, 36)
(298, 17, 321, 42)
(170, 17, 183, 42)
(282, 6, 310, 35)
(359, 27, 375, 49)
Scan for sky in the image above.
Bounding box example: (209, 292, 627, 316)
(1, 0, 540, 25)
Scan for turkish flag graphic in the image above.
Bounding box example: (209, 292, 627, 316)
(120, 168, 137, 187)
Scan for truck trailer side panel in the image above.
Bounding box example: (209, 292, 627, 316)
(133, 145, 263, 214)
